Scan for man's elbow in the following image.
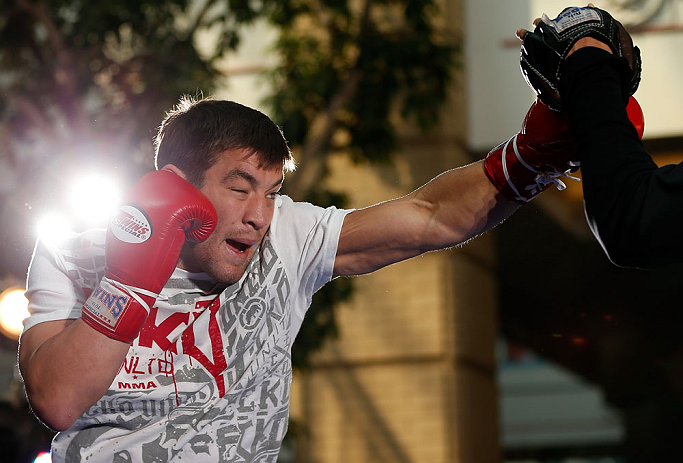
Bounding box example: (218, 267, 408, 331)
(602, 246, 638, 268)
(25, 386, 81, 431)
(597, 233, 662, 269)
(588, 215, 651, 268)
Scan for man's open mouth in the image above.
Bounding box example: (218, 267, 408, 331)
(226, 239, 249, 254)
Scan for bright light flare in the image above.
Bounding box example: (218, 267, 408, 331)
(33, 452, 52, 463)
(0, 288, 29, 340)
(36, 212, 73, 247)
(68, 173, 122, 227)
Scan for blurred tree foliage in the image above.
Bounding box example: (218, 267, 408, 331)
(259, 1, 459, 372)
(0, 0, 457, 368)
(0, 0, 230, 182)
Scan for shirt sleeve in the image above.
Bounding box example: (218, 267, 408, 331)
(560, 48, 683, 268)
(269, 195, 352, 323)
(22, 231, 106, 335)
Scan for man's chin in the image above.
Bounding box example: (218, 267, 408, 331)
(182, 242, 248, 283)
(204, 263, 249, 286)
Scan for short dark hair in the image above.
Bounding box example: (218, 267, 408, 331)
(154, 96, 296, 187)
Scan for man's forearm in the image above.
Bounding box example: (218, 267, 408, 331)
(413, 161, 520, 247)
(334, 161, 519, 277)
(20, 319, 130, 431)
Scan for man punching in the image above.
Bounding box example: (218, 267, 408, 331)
(18, 90, 631, 461)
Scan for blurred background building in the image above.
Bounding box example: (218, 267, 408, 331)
(0, 0, 682, 462)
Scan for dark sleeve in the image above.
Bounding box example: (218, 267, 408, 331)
(560, 48, 683, 269)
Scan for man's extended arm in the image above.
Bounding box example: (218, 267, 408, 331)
(334, 160, 519, 277)
(333, 98, 579, 277)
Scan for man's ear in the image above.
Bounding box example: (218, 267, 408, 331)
(160, 164, 186, 180)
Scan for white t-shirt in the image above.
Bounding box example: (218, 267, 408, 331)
(23, 195, 351, 462)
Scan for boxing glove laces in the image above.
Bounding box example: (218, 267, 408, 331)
(484, 96, 644, 203)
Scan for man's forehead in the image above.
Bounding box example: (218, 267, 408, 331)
(215, 151, 284, 187)
(222, 147, 286, 172)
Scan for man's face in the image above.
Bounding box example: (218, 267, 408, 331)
(179, 148, 284, 284)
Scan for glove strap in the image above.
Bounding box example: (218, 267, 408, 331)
(485, 135, 580, 203)
(100, 276, 159, 313)
(81, 278, 159, 343)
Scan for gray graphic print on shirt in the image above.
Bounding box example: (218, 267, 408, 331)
(65, 236, 294, 462)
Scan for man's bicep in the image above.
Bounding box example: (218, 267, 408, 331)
(19, 319, 76, 370)
(333, 196, 430, 277)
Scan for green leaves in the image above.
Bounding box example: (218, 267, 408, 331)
(265, 0, 458, 165)
(0, 0, 223, 172)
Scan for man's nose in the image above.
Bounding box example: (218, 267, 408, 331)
(244, 196, 271, 230)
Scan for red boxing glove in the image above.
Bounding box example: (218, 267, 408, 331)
(626, 95, 645, 139)
(484, 98, 579, 203)
(81, 170, 217, 343)
(485, 96, 645, 203)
